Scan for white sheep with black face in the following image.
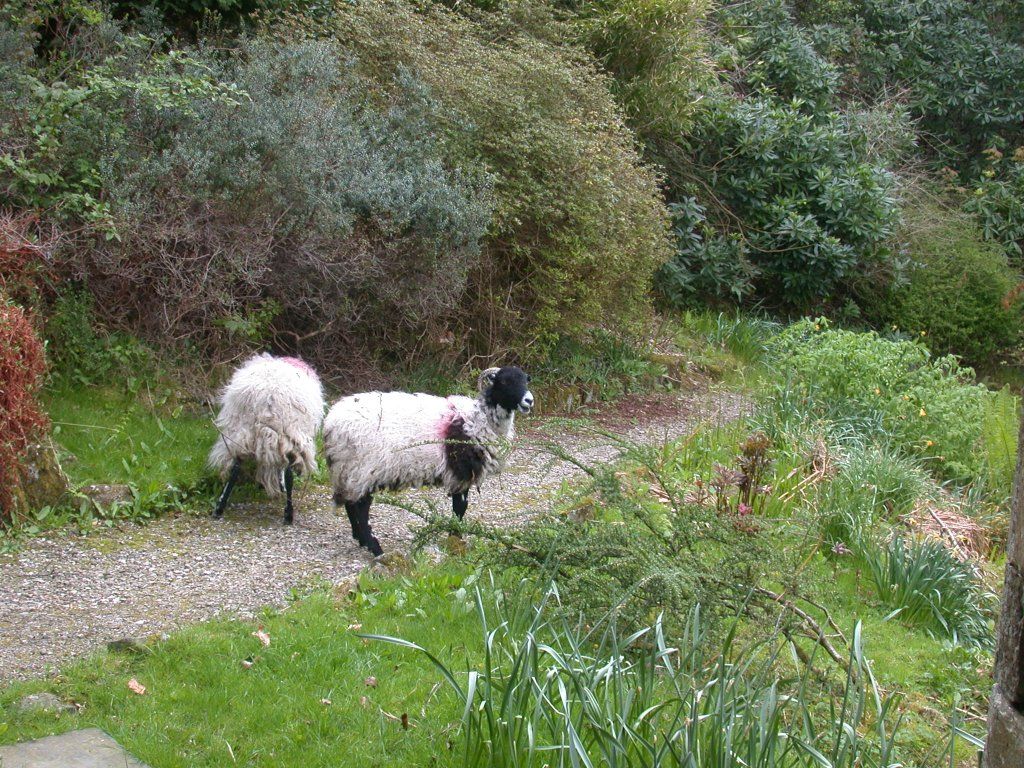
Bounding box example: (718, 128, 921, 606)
(208, 353, 325, 524)
(323, 366, 534, 555)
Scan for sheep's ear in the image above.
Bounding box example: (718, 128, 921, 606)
(478, 367, 500, 392)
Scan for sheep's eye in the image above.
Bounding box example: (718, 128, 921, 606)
(526, 375, 531, 383)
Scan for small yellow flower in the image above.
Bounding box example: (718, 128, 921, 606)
(920, 330, 926, 336)
(902, 395, 909, 401)
(925, 440, 934, 447)
(919, 407, 927, 417)
(874, 387, 881, 395)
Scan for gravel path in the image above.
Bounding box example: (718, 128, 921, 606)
(0, 383, 749, 681)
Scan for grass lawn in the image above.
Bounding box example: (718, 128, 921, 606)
(796, 557, 989, 764)
(0, 562, 480, 767)
(45, 383, 214, 493)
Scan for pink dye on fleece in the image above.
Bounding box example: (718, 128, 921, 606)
(436, 398, 460, 442)
(280, 356, 316, 377)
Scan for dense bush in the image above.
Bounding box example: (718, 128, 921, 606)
(865, 203, 1021, 367)
(770, 319, 996, 483)
(2, 1, 672, 378)
(964, 150, 1024, 258)
(798, 0, 1024, 166)
(93, 34, 492, 374)
(45, 288, 152, 384)
(719, 0, 839, 110)
(655, 196, 756, 304)
(327, 0, 672, 354)
(574, 0, 712, 146)
(660, 96, 899, 308)
(0, 5, 242, 228)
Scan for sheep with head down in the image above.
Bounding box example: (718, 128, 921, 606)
(323, 366, 534, 555)
(208, 353, 325, 524)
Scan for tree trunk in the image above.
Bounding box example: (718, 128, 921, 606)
(984, 413, 1024, 766)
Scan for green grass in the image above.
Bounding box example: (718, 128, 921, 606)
(794, 558, 988, 765)
(1, 556, 979, 768)
(672, 309, 777, 385)
(0, 563, 481, 767)
(374, 581, 908, 768)
(45, 382, 213, 492)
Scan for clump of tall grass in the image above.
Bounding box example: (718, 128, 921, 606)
(863, 536, 993, 650)
(816, 442, 930, 550)
(678, 310, 779, 363)
(368, 581, 907, 768)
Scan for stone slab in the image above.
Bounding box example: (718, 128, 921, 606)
(0, 728, 148, 768)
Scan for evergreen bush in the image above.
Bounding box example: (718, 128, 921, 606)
(867, 202, 1022, 367)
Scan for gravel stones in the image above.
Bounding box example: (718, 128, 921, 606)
(0, 385, 748, 680)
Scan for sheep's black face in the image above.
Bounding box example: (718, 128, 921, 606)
(484, 366, 534, 415)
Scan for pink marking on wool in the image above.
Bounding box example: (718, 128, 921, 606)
(280, 356, 316, 377)
(436, 398, 459, 441)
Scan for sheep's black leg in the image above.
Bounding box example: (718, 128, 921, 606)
(343, 500, 361, 542)
(213, 458, 241, 518)
(354, 494, 382, 556)
(452, 491, 469, 521)
(283, 466, 295, 525)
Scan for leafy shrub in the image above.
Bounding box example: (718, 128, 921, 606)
(7, 1, 672, 377)
(719, 0, 840, 110)
(95, 34, 492, 375)
(575, 0, 712, 145)
(864, 536, 992, 649)
(770, 319, 996, 483)
(45, 288, 151, 385)
(667, 95, 899, 308)
(0, 5, 243, 228)
(656, 196, 757, 304)
(372, 582, 906, 768)
(865, 201, 1022, 367)
(326, 0, 672, 355)
(0, 299, 49, 522)
(963, 149, 1024, 258)
(800, 0, 1024, 166)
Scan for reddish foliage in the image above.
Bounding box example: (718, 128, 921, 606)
(0, 301, 49, 523)
(0, 211, 56, 301)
